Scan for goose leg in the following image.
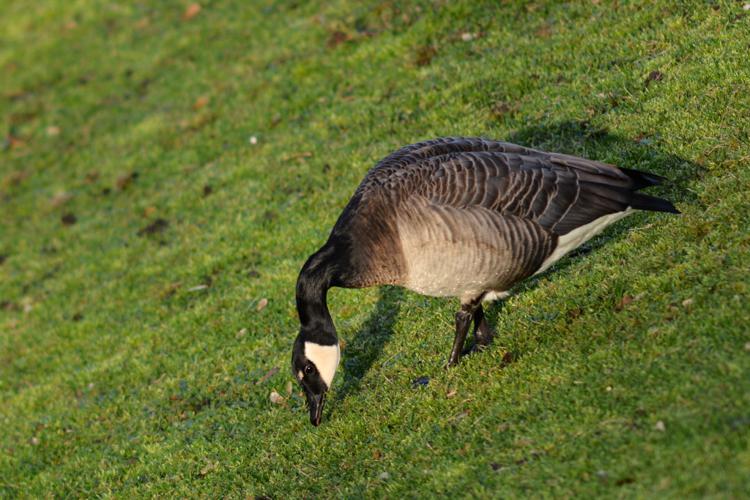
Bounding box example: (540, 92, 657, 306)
(472, 305, 494, 348)
(448, 308, 473, 367)
(460, 305, 495, 356)
(448, 295, 486, 366)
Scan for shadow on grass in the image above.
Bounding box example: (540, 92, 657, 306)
(332, 285, 403, 408)
(331, 121, 703, 408)
(495, 120, 704, 307)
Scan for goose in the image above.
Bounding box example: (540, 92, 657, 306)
(291, 137, 678, 426)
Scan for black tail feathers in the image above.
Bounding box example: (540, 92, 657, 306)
(619, 167, 668, 191)
(618, 167, 680, 214)
(630, 192, 680, 214)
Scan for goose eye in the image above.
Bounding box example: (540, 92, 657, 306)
(304, 364, 314, 375)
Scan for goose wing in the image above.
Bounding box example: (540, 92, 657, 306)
(362, 137, 673, 236)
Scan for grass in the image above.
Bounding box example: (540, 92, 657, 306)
(1, 0, 749, 496)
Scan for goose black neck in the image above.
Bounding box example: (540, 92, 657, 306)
(295, 245, 338, 344)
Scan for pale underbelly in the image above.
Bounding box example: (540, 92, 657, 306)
(397, 207, 634, 301)
(400, 240, 518, 300)
(396, 204, 544, 301)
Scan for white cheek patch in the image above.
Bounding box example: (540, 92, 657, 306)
(304, 341, 340, 389)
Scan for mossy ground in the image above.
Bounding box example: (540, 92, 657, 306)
(1, 0, 749, 497)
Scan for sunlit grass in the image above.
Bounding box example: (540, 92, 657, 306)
(1, 0, 749, 496)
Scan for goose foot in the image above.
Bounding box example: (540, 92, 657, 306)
(462, 305, 495, 356)
(448, 298, 494, 367)
(473, 304, 495, 347)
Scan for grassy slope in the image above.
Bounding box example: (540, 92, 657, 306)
(1, 0, 749, 496)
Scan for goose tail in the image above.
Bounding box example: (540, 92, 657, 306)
(616, 167, 680, 214)
(618, 167, 671, 190)
(630, 192, 680, 214)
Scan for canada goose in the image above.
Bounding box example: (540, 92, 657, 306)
(292, 137, 678, 426)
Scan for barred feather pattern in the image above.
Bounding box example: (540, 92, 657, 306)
(330, 137, 675, 299)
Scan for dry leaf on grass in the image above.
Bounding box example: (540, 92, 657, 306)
(183, 3, 201, 20)
(137, 218, 168, 236)
(116, 172, 138, 190)
(50, 192, 73, 208)
(61, 213, 77, 226)
(193, 95, 209, 110)
(256, 367, 279, 385)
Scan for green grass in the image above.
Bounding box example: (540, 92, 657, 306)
(1, 0, 749, 496)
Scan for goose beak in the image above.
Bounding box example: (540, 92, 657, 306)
(307, 392, 326, 426)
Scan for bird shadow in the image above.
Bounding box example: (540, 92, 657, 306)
(331, 120, 704, 409)
(332, 285, 404, 408)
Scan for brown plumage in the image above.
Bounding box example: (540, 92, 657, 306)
(292, 137, 678, 426)
(328, 137, 676, 296)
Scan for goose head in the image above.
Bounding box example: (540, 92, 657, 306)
(292, 331, 340, 426)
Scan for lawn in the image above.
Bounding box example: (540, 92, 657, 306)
(1, 0, 749, 496)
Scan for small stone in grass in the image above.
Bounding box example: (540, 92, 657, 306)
(30, 437, 40, 446)
(411, 376, 430, 388)
(744, 3, 750, 11)
(236, 328, 247, 339)
(654, 420, 666, 432)
(199, 461, 217, 476)
(46, 125, 60, 136)
(378, 471, 390, 480)
(256, 298, 268, 311)
(744, 342, 750, 352)
(21, 297, 33, 313)
(286, 380, 293, 395)
(269, 390, 284, 405)
(249, 135, 258, 145)
(682, 298, 694, 308)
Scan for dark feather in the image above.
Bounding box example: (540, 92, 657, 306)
(357, 137, 678, 236)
